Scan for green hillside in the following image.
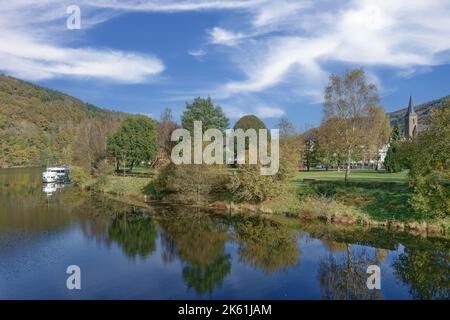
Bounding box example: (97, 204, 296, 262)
(388, 95, 450, 132)
(0, 75, 127, 167)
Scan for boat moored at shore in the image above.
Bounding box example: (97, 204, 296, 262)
(42, 166, 70, 183)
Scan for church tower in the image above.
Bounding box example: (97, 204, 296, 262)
(404, 96, 418, 138)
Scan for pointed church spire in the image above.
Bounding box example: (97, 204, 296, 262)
(406, 96, 416, 115)
(404, 95, 418, 138)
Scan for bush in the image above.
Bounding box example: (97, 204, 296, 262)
(70, 166, 92, 187)
(155, 163, 229, 204)
(92, 161, 114, 190)
(408, 172, 449, 219)
(228, 165, 278, 203)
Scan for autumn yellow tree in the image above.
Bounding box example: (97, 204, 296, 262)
(323, 69, 386, 182)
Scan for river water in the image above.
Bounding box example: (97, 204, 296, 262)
(0, 168, 448, 299)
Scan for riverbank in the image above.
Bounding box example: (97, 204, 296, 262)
(86, 169, 449, 237)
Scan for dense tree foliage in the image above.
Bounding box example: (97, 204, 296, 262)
(233, 115, 267, 131)
(323, 69, 388, 182)
(396, 104, 450, 218)
(0, 75, 126, 167)
(384, 125, 403, 172)
(107, 115, 159, 172)
(181, 97, 229, 132)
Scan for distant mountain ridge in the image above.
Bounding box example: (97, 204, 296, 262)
(0, 75, 129, 167)
(388, 95, 450, 132)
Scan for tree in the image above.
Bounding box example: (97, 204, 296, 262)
(107, 115, 158, 172)
(181, 97, 229, 132)
(301, 128, 320, 171)
(73, 118, 119, 173)
(396, 104, 450, 218)
(277, 117, 296, 137)
(318, 119, 346, 171)
(234, 115, 267, 131)
(157, 108, 178, 154)
(324, 69, 380, 182)
(384, 125, 403, 172)
(233, 114, 267, 158)
(362, 106, 391, 169)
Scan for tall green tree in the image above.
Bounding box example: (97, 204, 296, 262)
(181, 97, 229, 132)
(397, 104, 450, 218)
(384, 124, 402, 172)
(233, 114, 267, 154)
(107, 115, 158, 172)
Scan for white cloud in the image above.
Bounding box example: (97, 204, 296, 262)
(188, 49, 207, 58)
(87, 0, 264, 12)
(209, 27, 247, 46)
(0, 31, 164, 82)
(255, 106, 285, 118)
(219, 95, 285, 119)
(207, 0, 450, 100)
(0, 1, 164, 83)
(2, 0, 450, 98)
(252, 0, 311, 28)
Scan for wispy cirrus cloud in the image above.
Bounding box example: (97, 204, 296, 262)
(208, 27, 248, 46)
(188, 48, 207, 58)
(0, 1, 167, 83)
(207, 0, 450, 101)
(87, 0, 264, 12)
(1, 0, 450, 114)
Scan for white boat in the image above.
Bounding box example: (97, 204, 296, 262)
(42, 166, 70, 183)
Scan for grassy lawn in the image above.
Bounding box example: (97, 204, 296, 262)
(100, 175, 153, 196)
(295, 169, 408, 183)
(116, 166, 153, 174)
(292, 169, 428, 223)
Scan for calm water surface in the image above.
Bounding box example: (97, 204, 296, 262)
(0, 168, 448, 299)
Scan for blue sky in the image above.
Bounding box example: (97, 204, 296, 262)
(1, 1, 450, 129)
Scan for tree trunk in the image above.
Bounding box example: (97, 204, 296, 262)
(129, 161, 134, 173)
(345, 148, 351, 183)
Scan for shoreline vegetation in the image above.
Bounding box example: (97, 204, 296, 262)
(2, 70, 448, 237)
(76, 167, 449, 237)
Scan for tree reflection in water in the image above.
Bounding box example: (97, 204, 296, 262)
(158, 210, 231, 294)
(233, 216, 300, 274)
(393, 244, 449, 300)
(107, 214, 157, 259)
(182, 255, 232, 294)
(318, 245, 383, 300)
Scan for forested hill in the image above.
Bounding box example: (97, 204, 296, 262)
(388, 95, 450, 132)
(0, 75, 128, 167)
